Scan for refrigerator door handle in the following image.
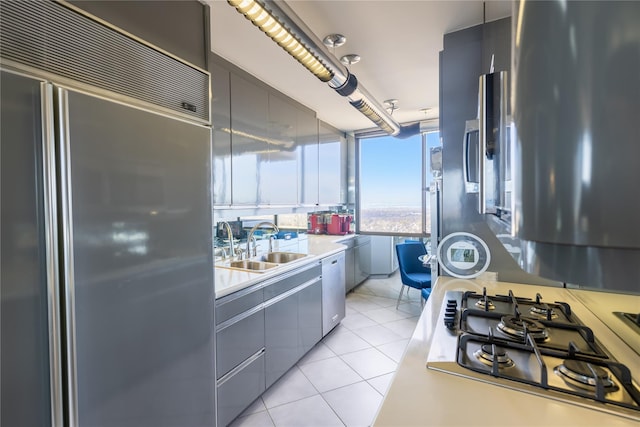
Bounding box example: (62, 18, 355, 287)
(56, 86, 79, 427)
(41, 81, 64, 427)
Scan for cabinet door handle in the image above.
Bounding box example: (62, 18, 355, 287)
(263, 277, 321, 308)
(216, 348, 265, 387)
(331, 260, 338, 265)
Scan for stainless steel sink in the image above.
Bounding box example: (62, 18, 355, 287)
(261, 252, 308, 264)
(215, 252, 309, 273)
(217, 260, 279, 273)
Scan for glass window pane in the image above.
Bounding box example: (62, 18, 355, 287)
(358, 133, 423, 234)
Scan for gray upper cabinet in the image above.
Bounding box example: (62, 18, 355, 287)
(318, 121, 347, 205)
(481, 18, 511, 75)
(230, 73, 268, 205)
(263, 94, 298, 205)
(211, 53, 333, 209)
(211, 60, 232, 206)
(298, 108, 319, 206)
(481, 18, 512, 118)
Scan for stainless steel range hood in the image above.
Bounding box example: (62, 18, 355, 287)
(512, 1, 640, 293)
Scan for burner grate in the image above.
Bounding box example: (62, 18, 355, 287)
(456, 332, 640, 412)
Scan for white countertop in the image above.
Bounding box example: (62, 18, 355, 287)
(374, 276, 640, 427)
(214, 234, 353, 298)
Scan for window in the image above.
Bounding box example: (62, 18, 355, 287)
(357, 130, 440, 235)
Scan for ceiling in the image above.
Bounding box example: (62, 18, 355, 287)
(207, 0, 511, 133)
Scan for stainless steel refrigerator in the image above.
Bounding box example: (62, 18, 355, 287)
(1, 3, 215, 425)
(1, 67, 215, 426)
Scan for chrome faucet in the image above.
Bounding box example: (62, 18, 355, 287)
(269, 234, 277, 253)
(248, 235, 257, 258)
(218, 221, 235, 260)
(246, 221, 279, 257)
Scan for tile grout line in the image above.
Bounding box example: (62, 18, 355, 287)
(233, 274, 419, 427)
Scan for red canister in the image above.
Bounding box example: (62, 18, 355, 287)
(308, 213, 326, 234)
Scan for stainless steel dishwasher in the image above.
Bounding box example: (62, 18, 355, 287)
(321, 252, 346, 336)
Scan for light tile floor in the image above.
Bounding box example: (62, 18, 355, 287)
(229, 271, 423, 427)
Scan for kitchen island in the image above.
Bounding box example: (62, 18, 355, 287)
(374, 276, 640, 426)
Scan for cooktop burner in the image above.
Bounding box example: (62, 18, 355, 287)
(454, 332, 640, 413)
(529, 303, 558, 320)
(427, 287, 640, 420)
(497, 315, 548, 341)
(459, 289, 607, 358)
(473, 343, 515, 368)
(473, 287, 495, 310)
(555, 360, 618, 391)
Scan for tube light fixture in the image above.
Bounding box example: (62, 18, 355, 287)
(350, 99, 396, 135)
(227, 0, 333, 82)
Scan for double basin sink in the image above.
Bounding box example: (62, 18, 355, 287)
(217, 252, 310, 273)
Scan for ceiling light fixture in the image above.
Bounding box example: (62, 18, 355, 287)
(350, 99, 396, 134)
(227, 0, 333, 82)
(384, 99, 399, 115)
(340, 54, 361, 66)
(322, 33, 346, 48)
(226, 0, 415, 137)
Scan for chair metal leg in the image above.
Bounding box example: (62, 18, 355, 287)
(396, 284, 406, 309)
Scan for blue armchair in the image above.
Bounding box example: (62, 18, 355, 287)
(395, 242, 432, 309)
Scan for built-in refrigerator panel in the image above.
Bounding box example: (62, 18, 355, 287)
(512, 1, 640, 291)
(58, 87, 216, 426)
(440, 19, 559, 286)
(2, 1, 216, 424)
(1, 70, 62, 427)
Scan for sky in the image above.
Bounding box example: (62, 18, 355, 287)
(360, 131, 440, 208)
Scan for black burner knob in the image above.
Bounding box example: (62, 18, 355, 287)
(444, 319, 456, 330)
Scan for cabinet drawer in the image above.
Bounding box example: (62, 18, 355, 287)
(264, 289, 299, 388)
(263, 263, 321, 300)
(217, 351, 265, 427)
(215, 285, 263, 325)
(216, 307, 265, 378)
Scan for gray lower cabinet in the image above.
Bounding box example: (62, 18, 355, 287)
(264, 289, 300, 387)
(264, 263, 322, 388)
(343, 236, 372, 292)
(299, 280, 322, 354)
(354, 236, 372, 286)
(215, 262, 323, 425)
(215, 286, 265, 426)
(217, 351, 265, 427)
(216, 307, 265, 378)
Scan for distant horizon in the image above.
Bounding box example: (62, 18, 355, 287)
(359, 132, 440, 207)
(360, 205, 422, 210)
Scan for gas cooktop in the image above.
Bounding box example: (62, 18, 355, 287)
(427, 287, 640, 421)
